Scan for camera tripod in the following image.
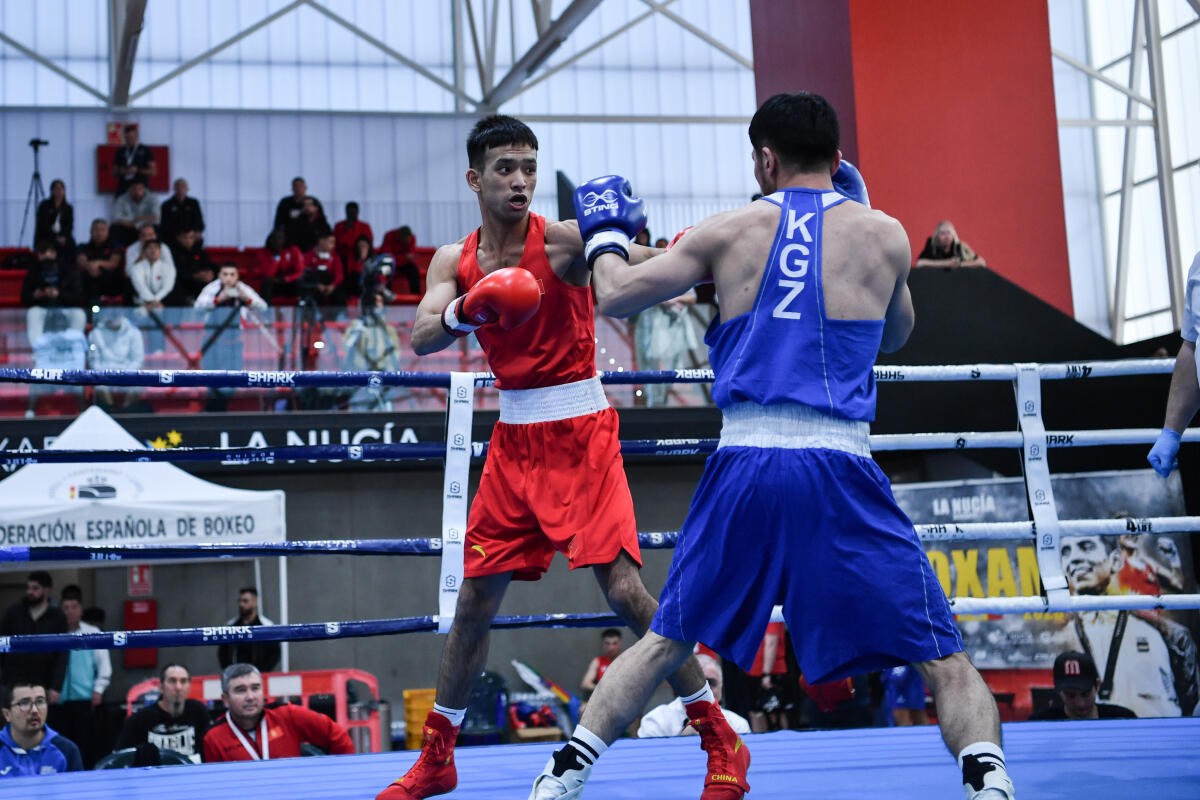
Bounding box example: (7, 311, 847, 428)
(19, 139, 48, 246)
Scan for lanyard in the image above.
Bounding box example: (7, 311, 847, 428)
(1074, 611, 1128, 701)
(225, 711, 269, 760)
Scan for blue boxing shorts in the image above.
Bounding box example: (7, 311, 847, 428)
(882, 665, 928, 710)
(651, 403, 963, 685)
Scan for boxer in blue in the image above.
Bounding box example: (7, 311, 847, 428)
(530, 92, 1014, 800)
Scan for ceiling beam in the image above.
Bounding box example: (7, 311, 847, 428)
(0, 32, 110, 104)
(109, 0, 147, 107)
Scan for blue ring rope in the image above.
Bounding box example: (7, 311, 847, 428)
(0, 612, 624, 653)
(0, 533, 679, 563)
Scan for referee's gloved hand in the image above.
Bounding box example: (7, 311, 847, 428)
(1147, 428, 1181, 478)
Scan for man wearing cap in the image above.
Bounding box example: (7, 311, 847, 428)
(1030, 652, 1136, 721)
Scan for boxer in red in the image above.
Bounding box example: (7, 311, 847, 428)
(375, 115, 741, 800)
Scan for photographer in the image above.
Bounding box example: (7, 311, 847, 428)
(194, 263, 266, 372)
(21, 240, 85, 345)
(302, 231, 345, 306)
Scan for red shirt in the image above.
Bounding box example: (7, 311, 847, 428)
(201, 705, 354, 762)
(304, 249, 344, 288)
(380, 228, 417, 259)
(749, 622, 787, 676)
(334, 220, 374, 262)
(456, 213, 594, 390)
(595, 656, 613, 681)
(256, 246, 305, 281)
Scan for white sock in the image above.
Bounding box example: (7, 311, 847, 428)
(679, 683, 716, 706)
(568, 725, 608, 765)
(432, 703, 466, 728)
(957, 742, 1012, 799)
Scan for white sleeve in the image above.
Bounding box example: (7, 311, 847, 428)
(194, 280, 219, 309)
(1182, 252, 1200, 343)
(240, 282, 268, 311)
(127, 325, 145, 369)
(723, 710, 751, 735)
(635, 703, 681, 738)
(152, 259, 176, 303)
(93, 647, 113, 695)
(128, 261, 152, 302)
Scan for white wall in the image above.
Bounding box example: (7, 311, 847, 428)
(0, 108, 755, 249)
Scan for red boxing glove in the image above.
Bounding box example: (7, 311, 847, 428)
(442, 266, 542, 337)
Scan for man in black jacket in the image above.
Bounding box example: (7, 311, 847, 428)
(160, 178, 205, 244)
(21, 240, 85, 345)
(115, 664, 211, 763)
(217, 588, 280, 673)
(0, 572, 68, 701)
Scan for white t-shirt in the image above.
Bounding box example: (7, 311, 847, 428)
(1067, 611, 1180, 718)
(636, 698, 751, 738)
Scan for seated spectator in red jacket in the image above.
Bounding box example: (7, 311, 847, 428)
(202, 664, 353, 762)
(304, 231, 346, 306)
(915, 220, 986, 268)
(378, 225, 421, 294)
(76, 219, 127, 306)
(333, 202, 373, 264)
(258, 229, 306, 304)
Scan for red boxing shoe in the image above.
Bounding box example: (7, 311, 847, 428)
(376, 711, 460, 800)
(685, 700, 751, 800)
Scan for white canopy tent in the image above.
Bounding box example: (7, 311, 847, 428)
(0, 406, 293, 667)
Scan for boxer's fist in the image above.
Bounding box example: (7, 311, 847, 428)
(833, 159, 870, 207)
(442, 267, 541, 337)
(574, 175, 647, 268)
(1147, 428, 1181, 477)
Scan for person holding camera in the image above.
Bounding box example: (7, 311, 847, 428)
(302, 230, 346, 306)
(22, 240, 85, 345)
(379, 224, 422, 294)
(194, 263, 266, 373)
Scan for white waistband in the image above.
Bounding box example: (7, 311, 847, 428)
(718, 402, 871, 457)
(498, 375, 609, 424)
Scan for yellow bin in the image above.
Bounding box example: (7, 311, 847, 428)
(403, 688, 438, 750)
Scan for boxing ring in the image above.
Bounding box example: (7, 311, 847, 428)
(1, 359, 1199, 798)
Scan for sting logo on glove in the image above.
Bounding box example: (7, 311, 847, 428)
(579, 189, 620, 216)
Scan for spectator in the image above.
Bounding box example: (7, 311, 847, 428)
(915, 220, 986, 268)
(1029, 651, 1136, 721)
(258, 229, 306, 304)
(51, 585, 111, 768)
(202, 664, 353, 762)
(333, 202, 374, 264)
(289, 196, 330, 253)
(637, 654, 749, 738)
(273, 177, 324, 237)
(303, 230, 345, 306)
(580, 629, 623, 698)
(194, 264, 267, 373)
(127, 237, 175, 354)
(342, 293, 406, 411)
(111, 124, 156, 197)
(1058, 534, 1198, 716)
(345, 235, 376, 300)
(166, 228, 215, 307)
(88, 307, 146, 410)
(76, 218, 126, 306)
(34, 178, 74, 259)
(22, 239, 85, 345)
(0, 572, 68, 697)
(110, 180, 159, 248)
(126, 222, 176, 271)
(115, 663, 211, 763)
(379, 224, 421, 294)
(633, 229, 651, 247)
(217, 587, 280, 673)
(745, 622, 790, 732)
(634, 289, 702, 407)
(0, 682, 82, 777)
(159, 178, 205, 243)
(799, 674, 873, 729)
(880, 664, 929, 726)
(27, 310, 88, 416)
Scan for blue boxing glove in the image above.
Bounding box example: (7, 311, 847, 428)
(1147, 428, 1181, 477)
(573, 175, 647, 268)
(833, 159, 870, 207)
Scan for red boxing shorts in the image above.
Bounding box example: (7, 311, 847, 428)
(465, 379, 640, 581)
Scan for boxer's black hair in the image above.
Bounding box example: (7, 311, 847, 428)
(467, 114, 539, 170)
(749, 92, 839, 172)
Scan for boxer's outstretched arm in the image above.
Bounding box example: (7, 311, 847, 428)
(1163, 340, 1200, 433)
(592, 220, 715, 318)
(411, 245, 464, 355)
